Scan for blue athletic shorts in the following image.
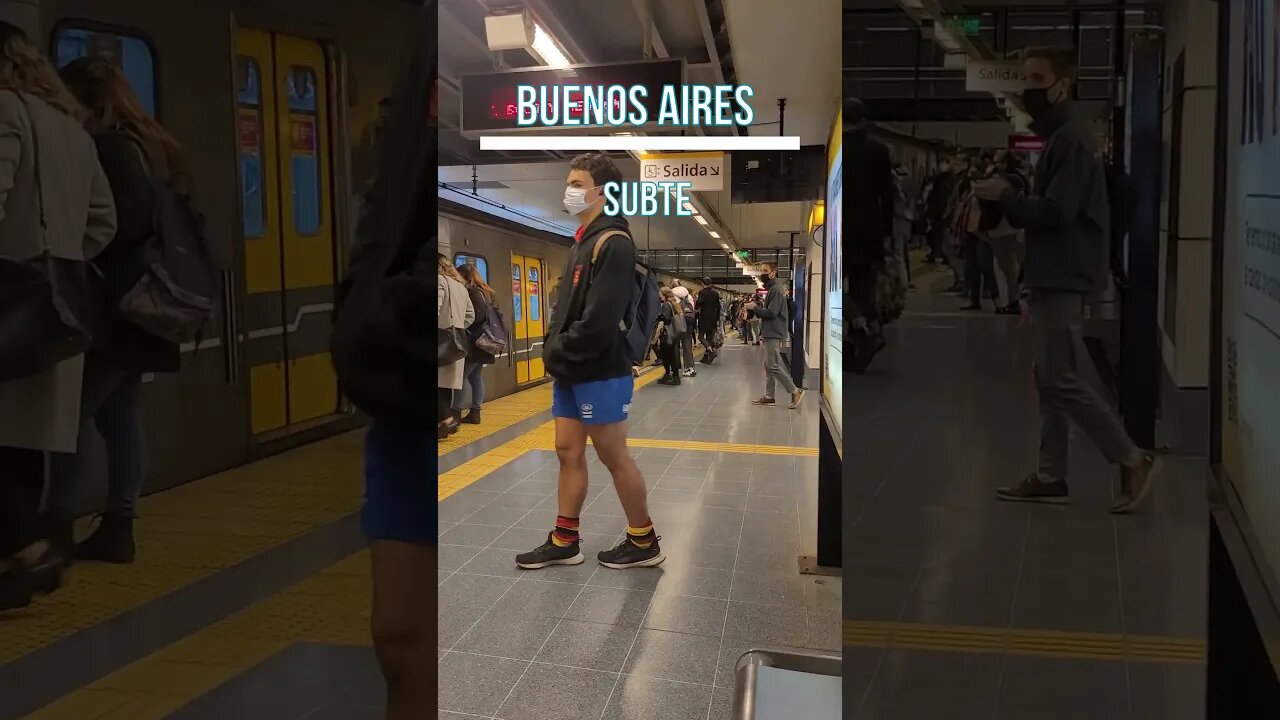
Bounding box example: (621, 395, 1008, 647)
(362, 420, 434, 545)
(551, 375, 634, 425)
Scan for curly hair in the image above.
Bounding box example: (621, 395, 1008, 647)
(569, 152, 622, 188)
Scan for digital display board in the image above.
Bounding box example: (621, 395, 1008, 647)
(821, 112, 842, 450)
(459, 58, 684, 136)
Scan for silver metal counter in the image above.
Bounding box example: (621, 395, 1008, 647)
(731, 649, 842, 719)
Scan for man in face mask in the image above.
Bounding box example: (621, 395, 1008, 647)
(744, 262, 804, 408)
(972, 47, 1162, 514)
(516, 152, 667, 573)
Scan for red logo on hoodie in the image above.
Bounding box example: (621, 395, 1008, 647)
(572, 264, 583, 286)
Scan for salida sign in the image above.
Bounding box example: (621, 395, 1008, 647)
(966, 60, 1027, 93)
(638, 151, 724, 191)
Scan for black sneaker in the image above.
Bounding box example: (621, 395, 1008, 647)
(995, 474, 1070, 504)
(515, 533, 585, 569)
(597, 536, 665, 569)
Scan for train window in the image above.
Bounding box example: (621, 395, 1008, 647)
(53, 26, 157, 117)
(286, 65, 322, 235)
(236, 56, 266, 239)
(454, 253, 488, 283)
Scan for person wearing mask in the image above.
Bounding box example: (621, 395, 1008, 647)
(450, 263, 496, 424)
(958, 159, 1001, 311)
(973, 46, 1161, 512)
(329, 8, 432, 713)
(671, 283, 697, 375)
(695, 277, 722, 364)
(40, 57, 184, 564)
(845, 97, 894, 374)
(516, 152, 663, 572)
(655, 286, 685, 385)
(747, 262, 804, 409)
(437, 254, 473, 440)
(0, 21, 117, 609)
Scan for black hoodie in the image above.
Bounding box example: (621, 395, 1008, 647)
(543, 213, 636, 383)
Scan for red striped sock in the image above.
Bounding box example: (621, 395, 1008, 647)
(551, 516, 580, 548)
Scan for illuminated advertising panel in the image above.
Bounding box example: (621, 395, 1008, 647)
(821, 110, 842, 446)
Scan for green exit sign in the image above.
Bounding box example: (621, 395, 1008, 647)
(946, 15, 982, 37)
(737, 250, 750, 259)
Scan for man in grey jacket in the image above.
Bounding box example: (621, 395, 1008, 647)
(747, 262, 804, 409)
(974, 46, 1160, 514)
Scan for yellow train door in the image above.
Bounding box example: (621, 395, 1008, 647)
(235, 29, 339, 436)
(510, 254, 547, 384)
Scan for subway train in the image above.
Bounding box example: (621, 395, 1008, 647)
(439, 202, 739, 405)
(0, 0, 421, 510)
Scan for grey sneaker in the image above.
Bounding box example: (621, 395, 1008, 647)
(1111, 452, 1162, 514)
(995, 474, 1070, 504)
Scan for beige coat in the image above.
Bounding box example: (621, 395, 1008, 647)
(0, 91, 117, 452)
(437, 273, 473, 390)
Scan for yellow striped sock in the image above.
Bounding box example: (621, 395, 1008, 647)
(626, 523, 654, 549)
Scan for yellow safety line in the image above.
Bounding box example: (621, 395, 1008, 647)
(22, 551, 375, 720)
(0, 432, 367, 666)
(841, 620, 1206, 663)
(438, 364, 670, 501)
(437, 360, 673, 456)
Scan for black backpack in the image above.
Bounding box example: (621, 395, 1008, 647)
(1105, 163, 1138, 283)
(470, 293, 509, 359)
(119, 140, 218, 345)
(589, 230, 659, 365)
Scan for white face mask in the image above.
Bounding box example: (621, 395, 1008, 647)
(564, 185, 598, 216)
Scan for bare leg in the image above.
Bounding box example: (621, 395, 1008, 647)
(586, 422, 650, 528)
(554, 418, 590, 518)
(370, 540, 434, 720)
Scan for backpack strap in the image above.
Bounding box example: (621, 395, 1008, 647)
(590, 229, 631, 265)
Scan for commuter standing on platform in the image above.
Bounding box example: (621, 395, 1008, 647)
(844, 97, 895, 374)
(695, 277, 722, 364)
(0, 20, 117, 611)
(516, 152, 664, 571)
(46, 56, 186, 565)
(747, 262, 804, 409)
(973, 46, 1161, 513)
(329, 5, 431, 717)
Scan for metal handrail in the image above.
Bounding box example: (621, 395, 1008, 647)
(731, 649, 842, 719)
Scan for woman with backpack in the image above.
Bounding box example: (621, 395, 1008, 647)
(671, 284, 697, 376)
(437, 254, 473, 439)
(0, 22, 118, 610)
(450, 263, 496, 425)
(41, 57, 185, 564)
(655, 287, 686, 386)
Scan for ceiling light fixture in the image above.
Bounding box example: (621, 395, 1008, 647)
(708, 231, 720, 238)
(694, 215, 708, 225)
(530, 24, 570, 68)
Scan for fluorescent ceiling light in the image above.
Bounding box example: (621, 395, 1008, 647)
(708, 231, 720, 238)
(531, 24, 570, 68)
(694, 215, 708, 225)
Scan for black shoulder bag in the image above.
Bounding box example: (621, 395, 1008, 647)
(0, 93, 94, 382)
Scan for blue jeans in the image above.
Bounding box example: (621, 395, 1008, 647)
(362, 420, 433, 544)
(451, 359, 485, 412)
(47, 361, 146, 518)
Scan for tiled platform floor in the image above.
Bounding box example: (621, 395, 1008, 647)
(842, 286, 1208, 719)
(437, 343, 837, 719)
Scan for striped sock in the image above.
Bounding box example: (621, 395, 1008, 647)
(626, 520, 655, 549)
(551, 516, 580, 548)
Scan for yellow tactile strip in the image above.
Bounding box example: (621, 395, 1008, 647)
(436, 380, 555, 456)
(0, 431, 367, 666)
(438, 347, 703, 456)
(843, 620, 1206, 663)
(23, 551, 375, 720)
